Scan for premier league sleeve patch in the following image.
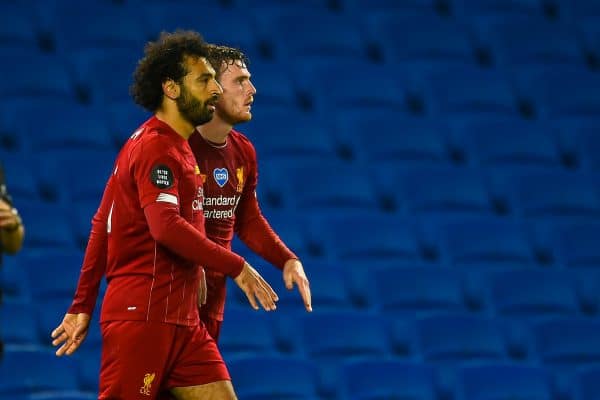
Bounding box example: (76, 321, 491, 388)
(151, 164, 174, 189)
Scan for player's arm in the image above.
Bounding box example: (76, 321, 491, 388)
(52, 172, 114, 356)
(234, 152, 311, 311)
(137, 144, 277, 310)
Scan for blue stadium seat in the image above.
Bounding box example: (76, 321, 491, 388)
(512, 65, 600, 119)
(0, 153, 40, 201)
(0, 301, 39, 345)
(218, 308, 278, 356)
(228, 356, 318, 400)
(570, 123, 600, 170)
(417, 314, 507, 362)
(557, 0, 600, 21)
(36, 149, 115, 203)
(342, 0, 443, 15)
(250, 211, 311, 258)
(436, 217, 535, 267)
(294, 60, 406, 113)
(19, 101, 114, 151)
(577, 16, 600, 60)
(502, 171, 600, 219)
(247, 61, 299, 108)
(236, 0, 329, 10)
(374, 266, 466, 315)
(302, 311, 392, 398)
(105, 100, 151, 145)
(458, 364, 552, 400)
(454, 0, 546, 20)
(21, 250, 83, 300)
(490, 269, 580, 318)
(478, 19, 584, 67)
(0, 259, 31, 300)
(141, 3, 258, 54)
(29, 393, 96, 400)
(553, 222, 600, 268)
(451, 117, 562, 168)
(302, 311, 390, 357)
(77, 350, 101, 393)
(0, 4, 41, 50)
(255, 13, 368, 61)
(343, 360, 438, 400)
(334, 111, 450, 164)
(364, 13, 475, 65)
(67, 48, 141, 106)
(0, 52, 76, 101)
(342, 260, 425, 309)
(424, 66, 519, 116)
(314, 214, 421, 261)
(272, 160, 381, 211)
(245, 108, 337, 161)
(0, 347, 79, 396)
(18, 202, 78, 250)
(50, 5, 147, 54)
(572, 366, 600, 400)
(383, 166, 494, 216)
(534, 318, 600, 365)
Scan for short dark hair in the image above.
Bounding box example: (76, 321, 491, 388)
(205, 44, 249, 80)
(130, 30, 209, 112)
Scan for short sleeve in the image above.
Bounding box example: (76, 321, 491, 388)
(133, 138, 183, 209)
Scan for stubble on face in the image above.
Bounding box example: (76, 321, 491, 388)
(176, 83, 217, 126)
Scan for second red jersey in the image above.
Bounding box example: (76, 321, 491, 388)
(189, 129, 296, 320)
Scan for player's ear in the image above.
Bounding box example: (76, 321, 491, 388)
(162, 79, 180, 100)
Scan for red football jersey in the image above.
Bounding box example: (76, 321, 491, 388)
(189, 129, 297, 320)
(70, 117, 244, 326)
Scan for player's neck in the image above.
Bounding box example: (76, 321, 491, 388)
(196, 117, 232, 145)
(155, 109, 195, 140)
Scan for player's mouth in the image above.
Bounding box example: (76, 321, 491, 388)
(206, 100, 217, 112)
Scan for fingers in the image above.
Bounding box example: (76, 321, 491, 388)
(51, 324, 64, 339)
(253, 277, 277, 311)
(296, 276, 312, 312)
(55, 336, 83, 357)
(243, 290, 259, 310)
(55, 341, 71, 357)
(51, 331, 69, 347)
(291, 272, 312, 311)
(284, 270, 294, 290)
(64, 336, 85, 356)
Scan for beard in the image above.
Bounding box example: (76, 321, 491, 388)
(218, 102, 252, 126)
(176, 85, 215, 126)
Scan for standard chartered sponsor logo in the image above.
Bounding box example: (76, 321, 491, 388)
(203, 195, 241, 219)
(192, 199, 203, 211)
(203, 195, 238, 206)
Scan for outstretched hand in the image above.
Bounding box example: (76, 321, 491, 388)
(283, 259, 312, 312)
(234, 262, 278, 311)
(51, 313, 91, 356)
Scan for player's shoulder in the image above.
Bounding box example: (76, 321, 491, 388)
(136, 120, 178, 148)
(127, 119, 180, 159)
(229, 129, 256, 154)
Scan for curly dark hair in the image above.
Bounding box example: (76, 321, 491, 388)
(205, 44, 250, 80)
(130, 30, 210, 112)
